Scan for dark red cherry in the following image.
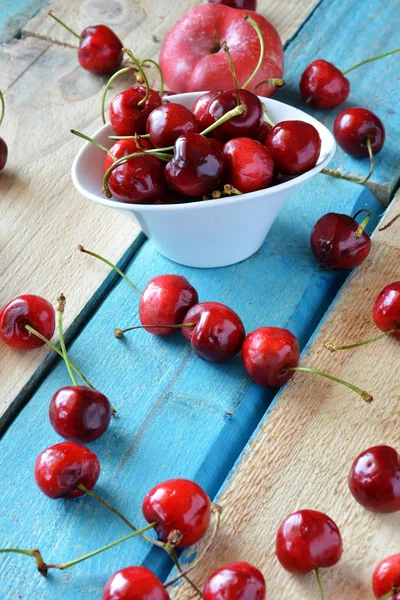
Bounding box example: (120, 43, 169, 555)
(334, 108, 385, 158)
(276, 510, 343, 574)
(255, 120, 273, 143)
(373, 282, 400, 338)
(109, 86, 162, 136)
(310, 211, 371, 270)
(49, 385, 112, 443)
(373, 555, 400, 599)
(139, 274, 198, 336)
(0, 137, 7, 171)
(208, 0, 256, 8)
(108, 150, 165, 204)
(349, 445, 400, 513)
(78, 25, 123, 74)
(142, 478, 211, 547)
(242, 327, 300, 387)
(203, 562, 266, 600)
(207, 89, 263, 141)
(0, 295, 55, 350)
(266, 120, 321, 175)
(300, 59, 350, 109)
(146, 103, 199, 147)
(102, 566, 169, 600)
(165, 133, 224, 196)
(34, 441, 100, 499)
(104, 137, 153, 172)
(223, 138, 274, 193)
(182, 302, 245, 363)
(192, 91, 223, 130)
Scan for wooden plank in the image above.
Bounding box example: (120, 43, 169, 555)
(0, 179, 384, 599)
(276, 0, 400, 203)
(0, 0, 46, 41)
(172, 192, 400, 599)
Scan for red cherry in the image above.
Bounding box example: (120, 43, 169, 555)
(203, 562, 266, 600)
(78, 25, 123, 74)
(300, 59, 350, 109)
(165, 133, 224, 196)
(107, 150, 166, 204)
(182, 302, 245, 363)
(310, 211, 371, 270)
(349, 445, 400, 513)
(146, 103, 199, 147)
(142, 478, 211, 547)
(109, 86, 162, 136)
(104, 137, 153, 172)
(208, 0, 256, 8)
(34, 442, 100, 499)
(49, 386, 112, 443)
(139, 275, 199, 336)
(242, 327, 300, 387)
(255, 120, 273, 143)
(373, 282, 400, 338)
(373, 555, 400, 599)
(266, 120, 321, 175)
(334, 108, 385, 158)
(276, 510, 343, 574)
(102, 566, 169, 600)
(0, 137, 7, 171)
(192, 91, 223, 130)
(223, 137, 274, 193)
(207, 89, 263, 140)
(0, 295, 55, 350)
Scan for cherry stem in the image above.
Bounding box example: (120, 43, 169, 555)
(203, 184, 242, 200)
(242, 15, 265, 90)
(262, 104, 275, 127)
(324, 328, 398, 352)
(353, 208, 371, 238)
(48, 11, 83, 41)
(165, 504, 222, 588)
(140, 58, 164, 98)
(115, 323, 195, 338)
(123, 48, 150, 106)
(379, 213, 400, 232)
(253, 79, 285, 93)
(0, 90, 4, 127)
(343, 46, 400, 74)
(169, 550, 203, 597)
(57, 294, 78, 387)
(24, 324, 94, 388)
(379, 591, 396, 600)
(200, 103, 245, 137)
(70, 129, 117, 159)
(322, 138, 374, 185)
(283, 366, 373, 402)
(101, 66, 137, 125)
(221, 41, 241, 106)
(0, 548, 47, 576)
(77, 245, 141, 296)
(315, 568, 325, 600)
(108, 134, 151, 140)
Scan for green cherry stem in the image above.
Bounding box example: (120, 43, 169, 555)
(343, 46, 400, 75)
(0, 548, 47, 576)
(322, 138, 374, 185)
(101, 66, 137, 124)
(140, 58, 164, 97)
(200, 104, 245, 136)
(315, 568, 325, 600)
(108, 134, 151, 140)
(71, 129, 116, 159)
(221, 41, 241, 106)
(353, 208, 371, 238)
(253, 79, 285, 93)
(378, 591, 397, 600)
(169, 550, 203, 597)
(115, 323, 195, 338)
(24, 324, 94, 388)
(123, 48, 150, 106)
(262, 104, 275, 127)
(324, 328, 399, 352)
(242, 14, 265, 90)
(77, 245, 141, 296)
(0, 90, 4, 127)
(48, 11, 83, 41)
(283, 367, 373, 403)
(57, 294, 78, 387)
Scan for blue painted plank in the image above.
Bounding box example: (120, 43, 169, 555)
(275, 0, 400, 196)
(0, 0, 47, 41)
(0, 177, 383, 599)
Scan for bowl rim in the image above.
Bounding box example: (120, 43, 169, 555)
(71, 92, 336, 213)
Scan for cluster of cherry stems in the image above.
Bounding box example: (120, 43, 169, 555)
(1, 1, 400, 599)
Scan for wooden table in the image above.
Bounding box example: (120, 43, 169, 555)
(0, 1, 399, 598)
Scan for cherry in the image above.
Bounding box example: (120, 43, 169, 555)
(107, 150, 166, 204)
(300, 60, 350, 109)
(192, 91, 223, 130)
(203, 562, 266, 600)
(0, 295, 55, 350)
(373, 282, 400, 338)
(49, 386, 112, 443)
(349, 445, 400, 513)
(373, 555, 400, 599)
(142, 478, 211, 547)
(334, 108, 385, 158)
(104, 137, 153, 172)
(181, 302, 245, 363)
(255, 120, 273, 143)
(223, 137, 274, 193)
(48, 12, 123, 74)
(266, 120, 321, 175)
(208, 0, 257, 8)
(34, 441, 100, 499)
(109, 86, 162, 136)
(165, 133, 224, 196)
(310, 209, 371, 270)
(207, 89, 263, 140)
(0, 90, 7, 172)
(146, 103, 200, 148)
(102, 566, 169, 600)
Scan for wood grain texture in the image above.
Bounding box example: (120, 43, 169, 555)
(0, 0, 46, 41)
(172, 192, 400, 600)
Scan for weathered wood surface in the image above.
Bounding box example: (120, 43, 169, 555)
(173, 192, 400, 599)
(0, 0, 319, 419)
(0, 0, 46, 41)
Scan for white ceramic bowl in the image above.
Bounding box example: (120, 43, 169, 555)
(72, 92, 335, 268)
